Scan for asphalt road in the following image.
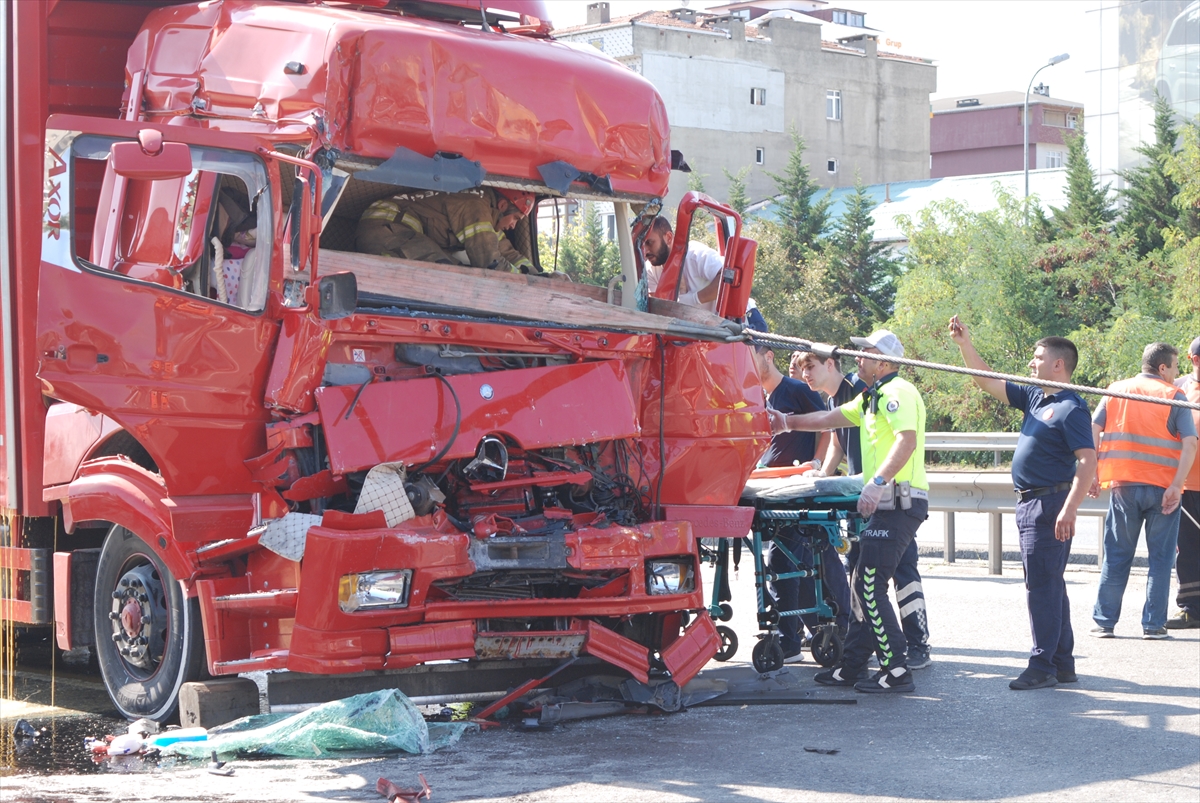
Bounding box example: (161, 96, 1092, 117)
(1, 557, 1197, 803)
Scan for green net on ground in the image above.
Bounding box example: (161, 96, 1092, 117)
(167, 689, 475, 760)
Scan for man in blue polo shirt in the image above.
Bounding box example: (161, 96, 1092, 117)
(949, 316, 1096, 690)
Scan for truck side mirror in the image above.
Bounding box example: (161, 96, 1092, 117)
(110, 130, 192, 181)
(318, 272, 357, 319)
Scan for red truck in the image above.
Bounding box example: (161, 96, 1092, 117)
(1, 0, 766, 721)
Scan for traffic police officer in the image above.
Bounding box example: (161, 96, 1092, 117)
(357, 187, 536, 273)
(949, 317, 1096, 689)
(771, 329, 928, 693)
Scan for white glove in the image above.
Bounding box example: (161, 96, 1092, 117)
(858, 479, 886, 517)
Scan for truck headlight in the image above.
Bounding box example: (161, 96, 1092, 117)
(646, 558, 695, 595)
(338, 570, 413, 613)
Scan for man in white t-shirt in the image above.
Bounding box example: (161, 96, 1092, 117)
(641, 216, 724, 313)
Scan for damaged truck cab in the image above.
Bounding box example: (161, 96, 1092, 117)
(5, 0, 768, 721)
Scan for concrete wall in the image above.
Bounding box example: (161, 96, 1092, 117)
(560, 17, 937, 209)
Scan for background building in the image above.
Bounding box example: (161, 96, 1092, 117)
(554, 1, 936, 208)
(930, 90, 1084, 178)
(1087, 0, 1198, 188)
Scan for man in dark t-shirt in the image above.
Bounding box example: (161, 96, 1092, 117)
(752, 343, 830, 661)
(950, 316, 1096, 690)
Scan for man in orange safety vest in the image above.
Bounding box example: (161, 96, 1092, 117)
(1090, 342, 1198, 639)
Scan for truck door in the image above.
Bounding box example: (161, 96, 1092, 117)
(35, 118, 287, 496)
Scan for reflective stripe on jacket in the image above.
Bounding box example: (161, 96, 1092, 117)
(1097, 375, 1183, 489)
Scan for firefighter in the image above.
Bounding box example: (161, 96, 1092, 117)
(356, 187, 537, 273)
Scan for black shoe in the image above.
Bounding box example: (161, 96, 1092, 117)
(1142, 627, 1170, 640)
(1056, 670, 1078, 684)
(782, 648, 806, 665)
(1089, 626, 1115, 638)
(1164, 611, 1200, 630)
(814, 666, 867, 686)
(1009, 669, 1058, 690)
(907, 647, 932, 670)
(854, 666, 915, 693)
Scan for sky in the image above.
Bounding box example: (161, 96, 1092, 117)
(549, 0, 1097, 105)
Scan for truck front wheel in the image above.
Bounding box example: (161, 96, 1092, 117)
(93, 526, 205, 722)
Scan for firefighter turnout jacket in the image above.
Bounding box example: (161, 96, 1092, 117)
(358, 188, 534, 273)
(1097, 374, 1187, 489)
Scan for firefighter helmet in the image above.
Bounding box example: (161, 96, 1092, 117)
(495, 188, 535, 217)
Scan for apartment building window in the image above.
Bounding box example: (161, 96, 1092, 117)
(849, 12, 864, 26)
(755, 147, 765, 165)
(826, 90, 842, 121)
(605, 214, 616, 241)
(1043, 109, 1067, 127)
(1067, 113, 1078, 129)
(751, 87, 767, 106)
(1044, 151, 1064, 169)
(832, 10, 847, 24)
(827, 159, 838, 174)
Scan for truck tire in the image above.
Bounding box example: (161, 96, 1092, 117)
(93, 526, 205, 722)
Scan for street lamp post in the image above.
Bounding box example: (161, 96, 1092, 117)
(1024, 53, 1070, 199)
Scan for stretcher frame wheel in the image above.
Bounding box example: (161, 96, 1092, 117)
(718, 602, 734, 622)
(810, 625, 843, 668)
(751, 636, 784, 673)
(714, 625, 738, 662)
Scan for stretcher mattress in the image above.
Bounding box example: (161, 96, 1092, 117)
(741, 474, 864, 503)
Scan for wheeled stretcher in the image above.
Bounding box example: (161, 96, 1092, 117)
(702, 473, 865, 673)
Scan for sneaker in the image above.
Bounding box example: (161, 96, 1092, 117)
(782, 648, 806, 664)
(907, 647, 932, 670)
(855, 665, 915, 694)
(1056, 670, 1078, 684)
(1142, 628, 1170, 640)
(1164, 611, 1200, 630)
(814, 666, 867, 686)
(1089, 626, 1115, 638)
(1009, 669, 1058, 691)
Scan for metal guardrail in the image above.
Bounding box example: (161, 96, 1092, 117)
(926, 471, 1108, 575)
(925, 432, 1019, 451)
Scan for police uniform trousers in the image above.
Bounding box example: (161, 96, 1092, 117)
(841, 499, 928, 671)
(847, 537, 930, 654)
(1016, 488, 1074, 676)
(1176, 490, 1200, 617)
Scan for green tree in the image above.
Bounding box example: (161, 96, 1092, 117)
(687, 170, 707, 195)
(723, 166, 750, 216)
(766, 129, 831, 263)
(887, 189, 1058, 433)
(1117, 94, 1183, 257)
(539, 202, 620, 286)
(746, 219, 860, 354)
(824, 175, 899, 327)
(1052, 130, 1115, 233)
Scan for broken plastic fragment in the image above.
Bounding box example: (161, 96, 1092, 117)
(355, 462, 416, 527)
(259, 512, 323, 562)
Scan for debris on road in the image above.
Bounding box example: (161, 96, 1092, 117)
(376, 773, 432, 802)
(207, 750, 235, 776)
(804, 746, 840, 755)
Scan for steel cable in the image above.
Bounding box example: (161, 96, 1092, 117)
(743, 329, 1200, 411)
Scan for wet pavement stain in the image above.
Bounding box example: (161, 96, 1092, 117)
(3, 715, 132, 776)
